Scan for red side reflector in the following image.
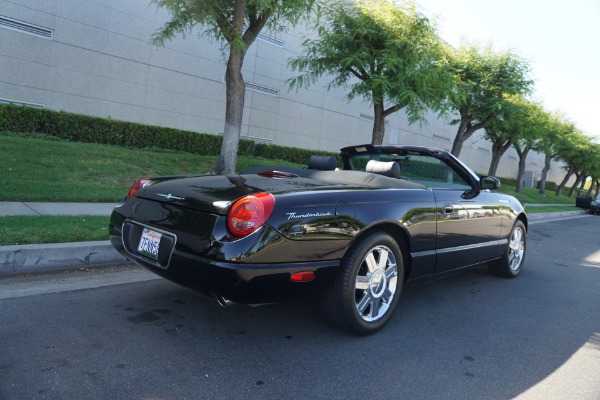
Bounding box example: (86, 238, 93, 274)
(290, 271, 315, 282)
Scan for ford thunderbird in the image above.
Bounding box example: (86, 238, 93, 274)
(109, 144, 527, 335)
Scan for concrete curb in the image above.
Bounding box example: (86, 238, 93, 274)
(527, 210, 587, 220)
(0, 210, 591, 277)
(0, 241, 127, 276)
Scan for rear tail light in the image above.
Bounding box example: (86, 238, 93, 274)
(127, 178, 153, 199)
(227, 193, 275, 237)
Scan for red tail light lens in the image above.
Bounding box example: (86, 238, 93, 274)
(290, 271, 315, 282)
(127, 178, 153, 199)
(227, 193, 275, 237)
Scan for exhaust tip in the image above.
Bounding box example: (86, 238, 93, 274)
(216, 295, 234, 307)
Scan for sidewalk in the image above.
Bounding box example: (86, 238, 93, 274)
(0, 201, 124, 276)
(0, 202, 117, 216)
(0, 202, 590, 277)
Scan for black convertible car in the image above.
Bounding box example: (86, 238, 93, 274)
(110, 144, 527, 335)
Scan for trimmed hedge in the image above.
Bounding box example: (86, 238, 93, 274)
(0, 104, 338, 164)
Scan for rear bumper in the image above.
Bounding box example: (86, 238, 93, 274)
(111, 236, 339, 303)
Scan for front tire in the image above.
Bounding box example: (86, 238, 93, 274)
(322, 232, 404, 335)
(488, 220, 526, 278)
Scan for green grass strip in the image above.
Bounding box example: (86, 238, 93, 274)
(0, 215, 109, 246)
(525, 205, 583, 214)
(1, 132, 302, 202)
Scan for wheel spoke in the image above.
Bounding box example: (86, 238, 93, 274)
(365, 252, 377, 273)
(369, 298, 381, 318)
(385, 265, 397, 280)
(381, 287, 393, 303)
(355, 275, 370, 291)
(377, 248, 389, 270)
(356, 292, 372, 313)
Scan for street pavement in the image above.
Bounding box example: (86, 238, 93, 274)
(0, 201, 590, 276)
(1, 216, 599, 399)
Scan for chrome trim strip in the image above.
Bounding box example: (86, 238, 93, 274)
(411, 249, 436, 258)
(411, 239, 508, 258)
(436, 239, 507, 255)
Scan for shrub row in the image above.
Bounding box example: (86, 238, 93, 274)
(0, 104, 338, 164)
(0, 104, 557, 187)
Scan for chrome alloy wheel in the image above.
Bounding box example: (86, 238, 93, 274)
(354, 245, 398, 322)
(508, 226, 525, 271)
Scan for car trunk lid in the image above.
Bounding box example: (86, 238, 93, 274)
(134, 173, 350, 214)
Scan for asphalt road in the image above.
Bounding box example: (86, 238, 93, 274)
(1, 216, 599, 400)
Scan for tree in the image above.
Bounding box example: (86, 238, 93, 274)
(512, 99, 548, 193)
(566, 142, 600, 197)
(447, 44, 533, 157)
(289, 0, 454, 145)
(554, 130, 590, 196)
(152, 0, 317, 174)
(536, 114, 576, 196)
(483, 102, 516, 177)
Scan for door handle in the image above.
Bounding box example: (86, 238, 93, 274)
(442, 204, 454, 214)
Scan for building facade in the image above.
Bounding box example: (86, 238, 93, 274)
(0, 0, 564, 184)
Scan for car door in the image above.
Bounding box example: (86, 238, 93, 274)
(394, 152, 504, 273)
(433, 186, 504, 272)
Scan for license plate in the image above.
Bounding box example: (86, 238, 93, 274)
(137, 228, 162, 260)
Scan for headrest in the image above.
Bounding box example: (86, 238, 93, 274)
(366, 160, 400, 178)
(308, 155, 337, 171)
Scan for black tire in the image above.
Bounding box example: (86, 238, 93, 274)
(488, 220, 527, 278)
(322, 232, 404, 335)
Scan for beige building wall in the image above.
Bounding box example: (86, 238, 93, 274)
(0, 0, 564, 184)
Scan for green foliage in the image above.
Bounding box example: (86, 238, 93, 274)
(447, 43, 533, 156)
(0, 104, 341, 165)
(151, 0, 318, 48)
(0, 215, 109, 245)
(254, 143, 341, 166)
(151, 0, 319, 174)
(0, 132, 307, 202)
(0, 104, 233, 155)
(289, 0, 454, 144)
(537, 180, 557, 192)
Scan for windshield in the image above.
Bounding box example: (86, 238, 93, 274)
(347, 152, 472, 191)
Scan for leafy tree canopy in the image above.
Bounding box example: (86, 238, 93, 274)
(448, 44, 533, 156)
(152, 0, 318, 174)
(289, 0, 454, 144)
(152, 0, 316, 49)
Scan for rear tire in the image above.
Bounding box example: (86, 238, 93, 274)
(488, 220, 526, 278)
(322, 232, 404, 335)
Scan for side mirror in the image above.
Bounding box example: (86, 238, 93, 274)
(481, 176, 501, 191)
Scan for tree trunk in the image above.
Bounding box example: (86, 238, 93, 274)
(371, 102, 386, 145)
(538, 153, 551, 196)
(451, 117, 469, 157)
(579, 176, 587, 190)
(451, 110, 495, 157)
(586, 179, 595, 196)
(211, 0, 250, 174)
(595, 179, 600, 197)
(515, 147, 530, 194)
(567, 172, 583, 197)
(555, 167, 574, 197)
(214, 46, 246, 174)
(487, 140, 512, 176)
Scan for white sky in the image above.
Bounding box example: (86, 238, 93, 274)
(415, 0, 600, 138)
